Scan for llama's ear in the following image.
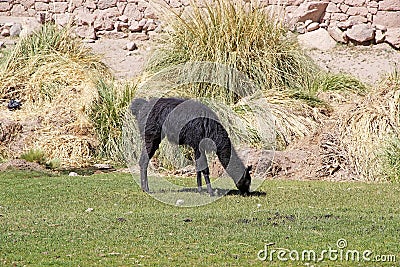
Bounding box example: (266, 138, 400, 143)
(247, 165, 253, 173)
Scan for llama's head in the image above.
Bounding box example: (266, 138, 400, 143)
(237, 165, 252, 195)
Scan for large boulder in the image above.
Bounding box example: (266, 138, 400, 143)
(290, 1, 329, 25)
(379, 0, 400, 11)
(385, 28, 400, 49)
(345, 24, 375, 43)
(374, 11, 400, 28)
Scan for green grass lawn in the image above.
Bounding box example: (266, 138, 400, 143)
(0, 171, 399, 266)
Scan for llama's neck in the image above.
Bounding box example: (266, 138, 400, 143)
(217, 141, 246, 185)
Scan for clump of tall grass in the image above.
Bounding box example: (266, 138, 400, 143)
(311, 72, 368, 95)
(90, 79, 137, 162)
(0, 23, 111, 167)
(19, 148, 61, 169)
(20, 148, 47, 165)
(148, 0, 318, 96)
(0, 23, 109, 102)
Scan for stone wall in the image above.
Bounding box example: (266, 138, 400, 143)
(0, 0, 399, 48)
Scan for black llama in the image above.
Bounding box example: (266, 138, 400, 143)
(130, 97, 252, 196)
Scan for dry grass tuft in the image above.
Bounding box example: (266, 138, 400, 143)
(339, 76, 400, 181)
(0, 24, 110, 167)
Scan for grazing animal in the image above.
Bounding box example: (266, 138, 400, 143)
(130, 97, 252, 196)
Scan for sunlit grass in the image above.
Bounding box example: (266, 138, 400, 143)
(0, 171, 399, 266)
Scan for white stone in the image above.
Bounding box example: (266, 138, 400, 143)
(307, 22, 320, 31)
(1, 28, 10, 37)
(9, 23, 22, 37)
(176, 199, 184, 206)
(298, 28, 337, 51)
(375, 30, 385, 43)
(126, 41, 137, 51)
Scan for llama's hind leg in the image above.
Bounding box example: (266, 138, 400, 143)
(203, 167, 214, 196)
(139, 139, 160, 193)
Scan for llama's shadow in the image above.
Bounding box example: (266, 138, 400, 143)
(154, 187, 266, 197)
(225, 189, 267, 197)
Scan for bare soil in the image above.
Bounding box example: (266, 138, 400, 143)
(86, 37, 400, 84)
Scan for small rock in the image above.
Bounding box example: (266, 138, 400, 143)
(85, 208, 94, 213)
(143, 20, 157, 32)
(375, 29, 385, 44)
(307, 22, 320, 31)
(304, 19, 313, 27)
(75, 25, 97, 40)
(319, 22, 328, 28)
(176, 199, 184, 206)
(328, 26, 348, 43)
(129, 21, 143, 32)
(183, 218, 192, 222)
(82, 39, 96, 44)
(93, 163, 112, 170)
(69, 172, 78, 176)
(118, 15, 129, 23)
(290, 1, 329, 25)
(129, 33, 150, 41)
(138, 18, 147, 28)
(257, 203, 262, 208)
(296, 22, 306, 34)
(10, 23, 22, 37)
(1, 28, 10, 37)
(126, 41, 138, 51)
(374, 24, 387, 31)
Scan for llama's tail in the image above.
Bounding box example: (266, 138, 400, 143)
(129, 98, 148, 116)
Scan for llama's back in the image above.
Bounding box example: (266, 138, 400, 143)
(130, 97, 229, 150)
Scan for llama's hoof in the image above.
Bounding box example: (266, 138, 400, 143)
(142, 188, 150, 193)
(208, 190, 215, 197)
(197, 187, 202, 193)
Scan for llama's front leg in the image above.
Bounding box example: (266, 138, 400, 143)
(139, 149, 150, 192)
(196, 171, 202, 193)
(195, 149, 213, 195)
